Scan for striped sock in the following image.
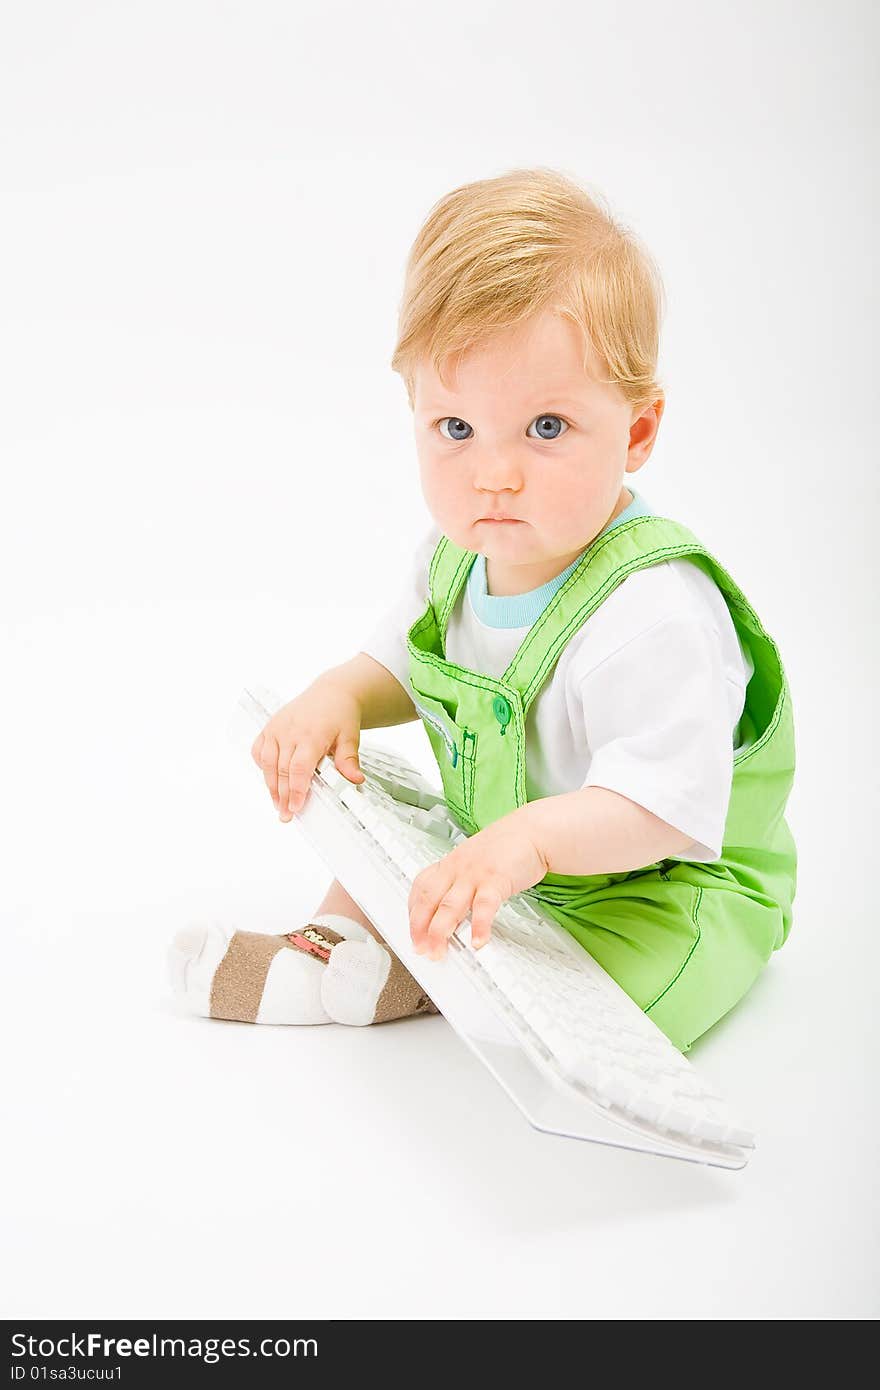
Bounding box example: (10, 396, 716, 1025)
(315, 914, 440, 1025)
(167, 913, 438, 1025)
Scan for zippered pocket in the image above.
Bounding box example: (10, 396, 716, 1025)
(411, 695, 459, 766)
(410, 689, 477, 821)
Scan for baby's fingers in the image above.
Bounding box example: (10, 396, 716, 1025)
(257, 732, 282, 804)
(333, 734, 364, 785)
(469, 885, 502, 949)
(287, 743, 319, 816)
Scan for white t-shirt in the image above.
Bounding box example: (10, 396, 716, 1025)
(360, 501, 754, 862)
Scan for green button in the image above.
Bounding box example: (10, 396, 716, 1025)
(492, 695, 512, 731)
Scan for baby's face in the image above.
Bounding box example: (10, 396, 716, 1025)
(412, 308, 661, 589)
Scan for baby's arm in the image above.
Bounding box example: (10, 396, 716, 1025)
(408, 789, 692, 959)
(325, 651, 419, 729)
(510, 786, 694, 875)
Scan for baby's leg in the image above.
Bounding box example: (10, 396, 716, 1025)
(167, 878, 439, 1026)
(312, 876, 383, 940)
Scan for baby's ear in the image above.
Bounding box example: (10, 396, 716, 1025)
(626, 409, 662, 468)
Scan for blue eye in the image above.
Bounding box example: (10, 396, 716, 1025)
(437, 414, 569, 442)
(438, 417, 473, 441)
(527, 414, 568, 440)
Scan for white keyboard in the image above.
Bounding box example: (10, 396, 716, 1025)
(232, 685, 755, 1169)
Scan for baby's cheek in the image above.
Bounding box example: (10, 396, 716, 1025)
(420, 468, 459, 522)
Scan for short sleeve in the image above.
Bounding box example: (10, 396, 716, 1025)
(359, 523, 440, 691)
(577, 614, 737, 861)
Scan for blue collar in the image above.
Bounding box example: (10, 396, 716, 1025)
(467, 489, 654, 629)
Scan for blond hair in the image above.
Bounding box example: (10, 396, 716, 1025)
(391, 167, 665, 414)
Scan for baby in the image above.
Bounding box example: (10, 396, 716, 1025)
(169, 167, 797, 1053)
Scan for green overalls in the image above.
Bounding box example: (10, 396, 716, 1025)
(405, 514, 797, 1053)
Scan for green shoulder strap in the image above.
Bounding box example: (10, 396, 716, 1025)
(426, 514, 792, 785)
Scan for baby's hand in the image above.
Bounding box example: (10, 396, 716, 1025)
(408, 812, 548, 960)
(250, 677, 364, 820)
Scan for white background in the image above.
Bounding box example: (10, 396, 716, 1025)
(2, 0, 877, 1320)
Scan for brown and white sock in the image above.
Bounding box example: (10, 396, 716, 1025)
(167, 912, 439, 1026)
